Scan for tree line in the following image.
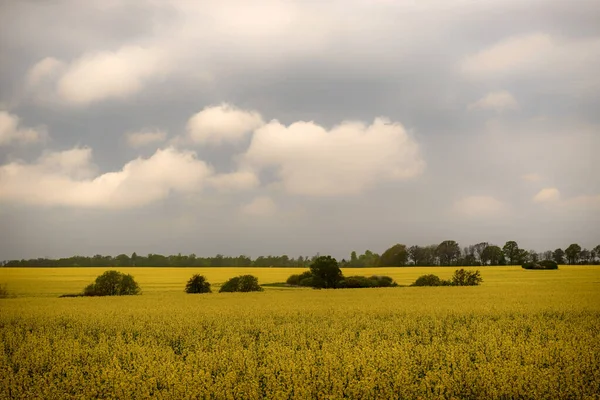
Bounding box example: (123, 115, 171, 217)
(2, 241, 599, 267)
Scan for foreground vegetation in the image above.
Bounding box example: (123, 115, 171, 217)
(1, 266, 599, 398)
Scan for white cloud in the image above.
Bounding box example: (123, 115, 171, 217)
(125, 130, 167, 148)
(0, 111, 45, 146)
(460, 33, 600, 94)
(0, 147, 212, 209)
(241, 116, 425, 196)
(521, 173, 542, 182)
(240, 196, 277, 216)
(461, 33, 555, 76)
(56, 46, 168, 105)
(26, 57, 65, 88)
(533, 187, 561, 203)
(453, 195, 507, 218)
(186, 103, 264, 145)
(468, 90, 518, 112)
(207, 171, 259, 192)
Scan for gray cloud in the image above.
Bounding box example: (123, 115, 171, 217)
(0, 0, 598, 259)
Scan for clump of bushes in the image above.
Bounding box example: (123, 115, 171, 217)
(185, 274, 212, 294)
(338, 275, 398, 289)
(219, 275, 263, 293)
(83, 270, 140, 296)
(411, 274, 452, 287)
(286, 271, 314, 287)
(287, 256, 398, 289)
(411, 269, 483, 287)
(522, 260, 558, 270)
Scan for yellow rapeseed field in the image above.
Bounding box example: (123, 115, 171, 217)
(1, 266, 599, 399)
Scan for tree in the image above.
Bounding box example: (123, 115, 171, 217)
(185, 274, 212, 294)
(131, 252, 137, 267)
(310, 256, 343, 288)
(481, 245, 503, 265)
(436, 240, 461, 266)
(565, 244, 582, 265)
(502, 241, 520, 265)
(379, 244, 409, 266)
(473, 242, 489, 264)
(451, 269, 483, 286)
(83, 270, 140, 296)
(552, 248, 565, 264)
(594, 245, 600, 264)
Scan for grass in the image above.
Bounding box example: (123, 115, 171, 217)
(1, 266, 599, 398)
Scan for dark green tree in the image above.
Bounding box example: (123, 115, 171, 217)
(436, 240, 461, 266)
(565, 244, 582, 265)
(83, 270, 140, 296)
(379, 244, 409, 266)
(552, 248, 565, 264)
(451, 269, 483, 286)
(502, 241, 520, 265)
(481, 245, 503, 265)
(310, 256, 343, 288)
(185, 274, 212, 294)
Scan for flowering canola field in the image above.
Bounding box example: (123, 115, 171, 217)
(1, 266, 599, 399)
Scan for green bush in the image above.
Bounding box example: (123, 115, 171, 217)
(369, 275, 398, 288)
(339, 276, 376, 288)
(185, 274, 212, 294)
(83, 270, 140, 296)
(451, 269, 483, 286)
(219, 275, 263, 293)
(411, 274, 450, 287)
(522, 260, 558, 270)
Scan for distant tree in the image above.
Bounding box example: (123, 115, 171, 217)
(552, 248, 565, 264)
(481, 245, 503, 265)
(528, 250, 539, 263)
(350, 251, 358, 266)
(451, 269, 483, 286)
(473, 242, 489, 265)
(83, 270, 140, 296)
(579, 249, 591, 264)
(565, 244, 582, 265)
(131, 252, 137, 267)
(543, 250, 553, 261)
(185, 274, 211, 294)
(502, 241, 520, 265)
(436, 240, 461, 266)
(594, 245, 600, 263)
(310, 256, 343, 288)
(379, 244, 409, 266)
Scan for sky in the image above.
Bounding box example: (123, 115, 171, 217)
(0, 0, 598, 260)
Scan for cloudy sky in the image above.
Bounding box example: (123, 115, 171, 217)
(0, 0, 598, 260)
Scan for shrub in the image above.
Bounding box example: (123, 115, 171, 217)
(286, 274, 301, 286)
(219, 275, 263, 293)
(411, 274, 449, 287)
(339, 275, 399, 289)
(83, 270, 140, 296)
(369, 275, 398, 288)
(339, 276, 376, 289)
(185, 274, 212, 294)
(522, 260, 558, 270)
(451, 269, 483, 286)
